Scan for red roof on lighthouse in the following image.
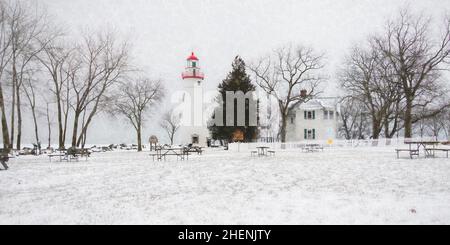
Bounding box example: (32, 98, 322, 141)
(187, 52, 198, 61)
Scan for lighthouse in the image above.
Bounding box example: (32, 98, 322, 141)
(177, 52, 210, 146)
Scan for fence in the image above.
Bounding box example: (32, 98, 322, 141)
(228, 137, 444, 152)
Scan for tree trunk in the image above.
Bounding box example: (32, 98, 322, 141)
(371, 119, 380, 139)
(170, 131, 174, 145)
(137, 123, 142, 152)
(71, 111, 80, 147)
(46, 103, 51, 148)
(10, 69, 15, 149)
(62, 101, 69, 148)
(280, 115, 287, 143)
(384, 119, 390, 139)
(31, 106, 39, 144)
(76, 93, 102, 148)
(80, 127, 87, 149)
(55, 92, 64, 149)
(16, 83, 22, 150)
(0, 84, 10, 150)
(404, 97, 413, 138)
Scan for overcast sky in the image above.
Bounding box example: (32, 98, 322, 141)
(20, 0, 450, 145)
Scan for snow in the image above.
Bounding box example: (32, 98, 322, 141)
(1, 146, 449, 224)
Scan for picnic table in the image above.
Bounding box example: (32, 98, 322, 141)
(48, 151, 67, 162)
(48, 148, 91, 162)
(184, 145, 203, 155)
(397, 141, 449, 159)
(256, 146, 269, 156)
(150, 147, 190, 161)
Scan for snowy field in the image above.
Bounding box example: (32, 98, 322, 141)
(1, 146, 450, 225)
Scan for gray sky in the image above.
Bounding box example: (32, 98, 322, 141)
(20, 0, 450, 145)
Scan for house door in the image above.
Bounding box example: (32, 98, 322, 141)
(192, 134, 199, 144)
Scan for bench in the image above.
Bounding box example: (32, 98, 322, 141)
(48, 153, 67, 162)
(427, 148, 449, 158)
(66, 148, 91, 161)
(184, 147, 203, 155)
(251, 150, 257, 156)
(396, 149, 419, 159)
(268, 150, 275, 156)
(150, 151, 190, 161)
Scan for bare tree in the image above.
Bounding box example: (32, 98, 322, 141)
(427, 117, 443, 140)
(340, 45, 402, 139)
(338, 97, 370, 140)
(112, 78, 164, 151)
(160, 108, 181, 145)
(67, 31, 129, 148)
(441, 109, 450, 140)
(22, 75, 40, 145)
(249, 45, 324, 142)
(373, 9, 450, 138)
(43, 98, 52, 149)
(5, 0, 51, 150)
(0, 0, 12, 150)
(37, 40, 71, 149)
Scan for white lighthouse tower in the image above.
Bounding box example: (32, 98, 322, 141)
(177, 52, 210, 146)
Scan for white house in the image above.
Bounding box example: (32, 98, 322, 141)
(285, 99, 339, 141)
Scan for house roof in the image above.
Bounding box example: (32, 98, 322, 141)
(296, 98, 338, 111)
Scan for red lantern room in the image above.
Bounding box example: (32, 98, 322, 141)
(187, 52, 198, 61)
(182, 52, 204, 80)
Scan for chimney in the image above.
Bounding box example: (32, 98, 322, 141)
(300, 89, 307, 98)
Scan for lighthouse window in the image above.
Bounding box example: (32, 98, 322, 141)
(192, 61, 196, 67)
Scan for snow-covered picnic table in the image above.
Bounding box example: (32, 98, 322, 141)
(48, 148, 91, 162)
(251, 146, 275, 156)
(150, 147, 190, 161)
(397, 141, 449, 159)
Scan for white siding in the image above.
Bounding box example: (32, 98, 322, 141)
(285, 107, 338, 142)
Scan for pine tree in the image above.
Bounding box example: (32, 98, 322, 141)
(208, 56, 259, 143)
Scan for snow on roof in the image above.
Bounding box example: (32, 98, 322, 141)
(297, 98, 338, 111)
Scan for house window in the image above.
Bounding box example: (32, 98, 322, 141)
(304, 110, 315, 120)
(324, 110, 334, 120)
(304, 128, 316, 140)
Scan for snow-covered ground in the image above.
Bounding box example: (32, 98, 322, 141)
(1, 146, 449, 224)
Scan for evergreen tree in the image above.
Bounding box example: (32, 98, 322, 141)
(208, 56, 259, 143)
